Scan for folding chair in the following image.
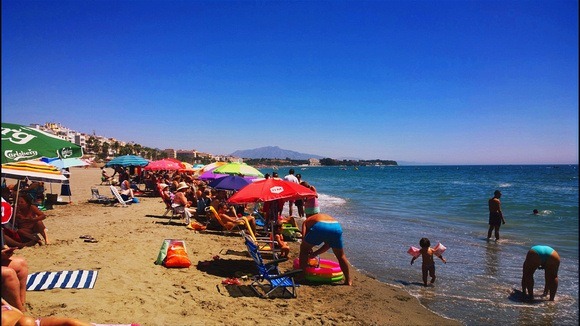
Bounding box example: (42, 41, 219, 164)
(168, 205, 192, 225)
(242, 232, 302, 298)
(88, 187, 115, 205)
(109, 185, 132, 207)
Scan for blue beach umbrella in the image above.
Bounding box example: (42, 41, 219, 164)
(41, 157, 89, 169)
(105, 155, 149, 167)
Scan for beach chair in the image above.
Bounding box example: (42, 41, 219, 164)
(242, 232, 301, 298)
(168, 204, 192, 225)
(109, 185, 132, 207)
(88, 187, 115, 205)
(206, 206, 252, 236)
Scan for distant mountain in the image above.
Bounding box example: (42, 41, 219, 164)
(230, 146, 324, 160)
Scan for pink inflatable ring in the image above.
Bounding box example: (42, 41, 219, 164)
(293, 258, 344, 283)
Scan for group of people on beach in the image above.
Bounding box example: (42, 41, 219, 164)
(118, 167, 354, 286)
(2, 180, 94, 325)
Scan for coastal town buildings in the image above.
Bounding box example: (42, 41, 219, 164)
(29, 122, 219, 163)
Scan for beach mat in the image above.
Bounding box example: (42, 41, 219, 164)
(26, 270, 98, 291)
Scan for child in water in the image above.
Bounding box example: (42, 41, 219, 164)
(410, 237, 446, 286)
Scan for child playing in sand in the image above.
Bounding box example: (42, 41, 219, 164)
(410, 238, 446, 286)
(274, 224, 290, 258)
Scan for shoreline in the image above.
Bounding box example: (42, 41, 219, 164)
(8, 167, 460, 325)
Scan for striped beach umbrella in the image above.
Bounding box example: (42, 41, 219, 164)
(1, 160, 68, 183)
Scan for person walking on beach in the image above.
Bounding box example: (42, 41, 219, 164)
(299, 213, 352, 286)
(410, 238, 446, 286)
(284, 169, 299, 216)
(487, 190, 506, 241)
(521, 245, 560, 301)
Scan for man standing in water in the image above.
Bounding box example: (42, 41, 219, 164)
(487, 190, 506, 241)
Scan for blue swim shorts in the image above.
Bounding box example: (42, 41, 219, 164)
(304, 221, 343, 249)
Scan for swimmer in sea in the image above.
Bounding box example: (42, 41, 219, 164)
(521, 245, 560, 301)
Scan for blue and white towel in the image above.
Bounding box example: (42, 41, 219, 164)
(26, 270, 98, 291)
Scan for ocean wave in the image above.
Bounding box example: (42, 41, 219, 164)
(318, 193, 347, 206)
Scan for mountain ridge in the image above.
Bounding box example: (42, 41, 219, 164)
(230, 146, 324, 160)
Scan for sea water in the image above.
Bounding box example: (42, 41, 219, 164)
(266, 165, 578, 326)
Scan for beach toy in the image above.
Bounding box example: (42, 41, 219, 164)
(407, 246, 421, 258)
(293, 258, 344, 283)
(433, 242, 446, 256)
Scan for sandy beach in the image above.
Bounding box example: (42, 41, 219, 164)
(9, 167, 460, 326)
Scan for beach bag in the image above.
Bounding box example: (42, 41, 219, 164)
(163, 239, 191, 268)
(132, 197, 140, 203)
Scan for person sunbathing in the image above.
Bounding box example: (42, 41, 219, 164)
(15, 194, 49, 245)
(1, 246, 29, 312)
(1, 225, 38, 248)
(2, 298, 91, 326)
(119, 179, 135, 201)
(216, 202, 257, 235)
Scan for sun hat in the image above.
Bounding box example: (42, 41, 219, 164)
(159, 183, 169, 189)
(176, 182, 189, 191)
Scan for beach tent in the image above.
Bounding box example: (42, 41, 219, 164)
(1, 122, 83, 164)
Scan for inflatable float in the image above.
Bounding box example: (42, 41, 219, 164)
(407, 242, 446, 258)
(293, 258, 344, 283)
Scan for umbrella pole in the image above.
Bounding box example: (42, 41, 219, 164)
(11, 180, 21, 228)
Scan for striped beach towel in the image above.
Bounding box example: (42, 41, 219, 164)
(26, 270, 98, 291)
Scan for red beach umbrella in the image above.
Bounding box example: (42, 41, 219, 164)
(144, 159, 184, 171)
(227, 178, 317, 204)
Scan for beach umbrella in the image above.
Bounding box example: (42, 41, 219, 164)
(212, 162, 264, 177)
(208, 175, 252, 191)
(1, 122, 83, 164)
(227, 178, 316, 204)
(41, 157, 89, 169)
(198, 170, 229, 181)
(144, 159, 184, 171)
(1, 160, 68, 183)
(105, 155, 149, 167)
(199, 162, 227, 173)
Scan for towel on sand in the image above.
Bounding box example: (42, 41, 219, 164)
(26, 270, 98, 291)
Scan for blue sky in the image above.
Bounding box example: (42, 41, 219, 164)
(2, 0, 578, 164)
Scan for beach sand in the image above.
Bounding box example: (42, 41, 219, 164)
(12, 167, 459, 325)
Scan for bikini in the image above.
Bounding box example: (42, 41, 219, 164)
(531, 245, 554, 265)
